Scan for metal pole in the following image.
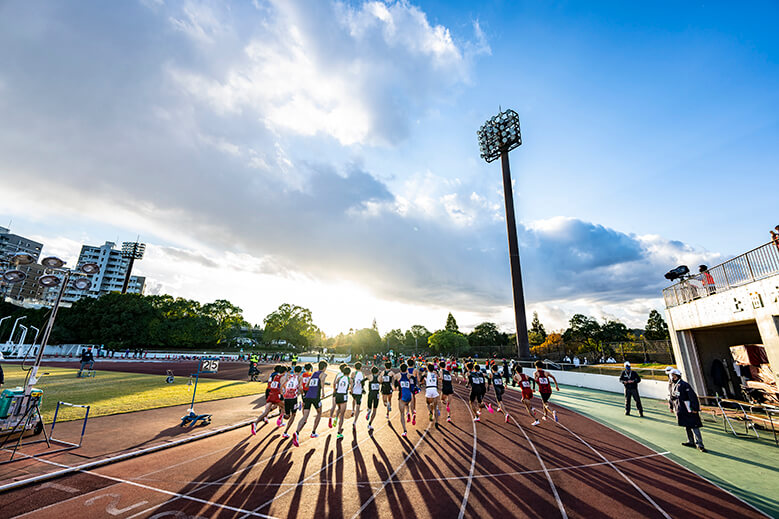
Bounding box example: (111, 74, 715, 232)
(121, 255, 136, 294)
(9, 315, 26, 343)
(26, 272, 69, 396)
(500, 150, 531, 360)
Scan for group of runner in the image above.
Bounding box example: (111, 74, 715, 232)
(250, 357, 561, 445)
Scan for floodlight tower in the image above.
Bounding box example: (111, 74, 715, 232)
(120, 241, 146, 294)
(477, 108, 531, 360)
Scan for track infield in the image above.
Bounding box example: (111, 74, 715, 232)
(0, 376, 769, 519)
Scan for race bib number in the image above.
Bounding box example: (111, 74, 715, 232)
(521, 380, 530, 388)
(286, 380, 296, 389)
(494, 378, 503, 385)
(475, 377, 484, 385)
(400, 381, 410, 388)
(370, 383, 380, 391)
(539, 377, 549, 385)
(309, 378, 319, 387)
(443, 374, 451, 381)
(383, 376, 390, 382)
(270, 381, 279, 389)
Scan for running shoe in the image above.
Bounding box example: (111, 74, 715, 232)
(531, 420, 540, 426)
(366, 410, 371, 420)
(336, 433, 343, 439)
(282, 433, 290, 439)
(368, 425, 374, 432)
(429, 411, 433, 421)
(250, 423, 257, 436)
(497, 407, 502, 413)
(329, 417, 333, 428)
(292, 432, 299, 447)
(505, 414, 510, 423)
(473, 417, 480, 422)
(412, 415, 416, 426)
(333, 417, 338, 426)
(446, 416, 451, 423)
(310, 432, 319, 438)
(276, 417, 282, 427)
(487, 403, 494, 414)
(263, 417, 269, 424)
(406, 413, 411, 423)
(388, 403, 392, 412)
(402, 431, 407, 437)
(553, 410, 558, 422)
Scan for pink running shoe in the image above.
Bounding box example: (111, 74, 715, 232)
(292, 432, 299, 447)
(328, 417, 333, 428)
(310, 432, 319, 438)
(487, 404, 495, 414)
(263, 417, 269, 424)
(505, 414, 510, 423)
(473, 417, 480, 422)
(412, 415, 416, 426)
(406, 413, 410, 423)
(446, 417, 451, 423)
(276, 417, 282, 427)
(402, 431, 407, 437)
(250, 423, 257, 436)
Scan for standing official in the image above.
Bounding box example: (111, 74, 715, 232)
(619, 362, 643, 417)
(669, 369, 706, 452)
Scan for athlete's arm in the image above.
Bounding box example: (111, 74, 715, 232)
(548, 373, 560, 390)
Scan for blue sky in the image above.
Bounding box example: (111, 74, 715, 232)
(1, 1, 777, 334)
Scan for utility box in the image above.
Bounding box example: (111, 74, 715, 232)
(0, 387, 43, 420)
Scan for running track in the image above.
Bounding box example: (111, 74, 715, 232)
(0, 381, 769, 518)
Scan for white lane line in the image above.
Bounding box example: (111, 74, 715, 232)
(349, 422, 432, 519)
(241, 409, 404, 519)
(555, 421, 671, 519)
(456, 394, 477, 519)
(509, 414, 568, 518)
(5, 450, 278, 519)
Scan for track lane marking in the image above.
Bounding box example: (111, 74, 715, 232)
(455, 393, 477, 519)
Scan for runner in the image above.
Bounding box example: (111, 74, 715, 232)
(380, 361, 394, 419)
(251, 365, 286, 435)
(351, 362, 366, 427)
(438, 361, 454, 422)
(424, 362, 441, 429)
(488, 364, 510, 422)
(294, 360, 328, 445)
(281, 365, 303, 439)
(465, 362, 487, 422)
(513, 368, 540, 425)
(395, 364, 413, 438)
(407, 359, 419, 425)
(534, 360, 560, 422)
(328, 365, 348, 429)
(331, 366, 351, 439)
(366, 366, 381, 432)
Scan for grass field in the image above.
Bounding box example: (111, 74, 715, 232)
(1, 365, 264, 422)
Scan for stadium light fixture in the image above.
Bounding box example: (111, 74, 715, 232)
(477, 108, 530, 360)
(120, 241, 146, 294)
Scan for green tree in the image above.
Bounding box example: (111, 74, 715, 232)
(645, 310, 670, 340)
(263, 303, 321, 348)
(445, 313, 459, 333)
(562, 314, 601, 354)
(353, 327, 382, 355)
(384, 328, 404, 349)
(406, 325, 431, 350)
(468, 322, 502, 347)
(529, 312, 547, 346)
(428, 330, 469, 355)
(202, 299, 247, 345)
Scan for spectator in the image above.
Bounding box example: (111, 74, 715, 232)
(619, 362, 643, 417)
(78, 347, 95, 377)
(699, 265, 716, 295)
(669, 369, 706, 452)
(771, 225, 779, 252)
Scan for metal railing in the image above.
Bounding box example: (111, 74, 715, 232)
(664, 240, 779, 308)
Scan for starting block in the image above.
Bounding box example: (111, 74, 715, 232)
(180, 408, 212, 427)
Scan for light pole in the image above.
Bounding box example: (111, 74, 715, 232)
(120, 241, 146, 294)
(9, 315, 26, 344)
(3, 253, 100, 396)
(478, 108, 531, 360)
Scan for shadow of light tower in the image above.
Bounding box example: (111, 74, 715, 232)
(477, 108, 531, 360)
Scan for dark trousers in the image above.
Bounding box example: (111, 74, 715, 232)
(625, 387, 643, 414)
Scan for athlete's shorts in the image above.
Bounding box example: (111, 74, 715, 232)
(442, 386, 454, 395)
(521, 389, 533, 400)
(303, 397, 321, 410)
(367, 392, 379, 409)
(425, 388, 439, 399)
(381, 386, 393, 395)
(494, 386, 505, 401)
(284, 398, 298, 416)
(267, 394, 282, 405)
(335, 393, 348, 405)
(469, 391, 484, 403)
(351, 393, 363, 405)
(541, 392, 552, 403)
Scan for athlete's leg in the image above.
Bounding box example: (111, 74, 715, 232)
(399, 401, 408, 434)
(353, 397, 361, 426)
(284, 409, 297, 434)
(296, 407, 311, 435)
(311, 403, 324, 435)
(336, 403, 347, 435)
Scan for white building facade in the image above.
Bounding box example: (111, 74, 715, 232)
(63, 241, 146, 303)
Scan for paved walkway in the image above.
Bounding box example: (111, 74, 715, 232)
(520, 383, 779, 517)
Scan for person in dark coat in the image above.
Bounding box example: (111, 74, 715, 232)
(669, 369, 706, 452)
(619, 362, 643, 417)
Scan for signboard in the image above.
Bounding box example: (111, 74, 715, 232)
(202, 358, 220, 373)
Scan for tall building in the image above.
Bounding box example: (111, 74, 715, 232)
(3, 263, 50, 302)
(63, 241, 146, 303)
(0, 226, 43, 262)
